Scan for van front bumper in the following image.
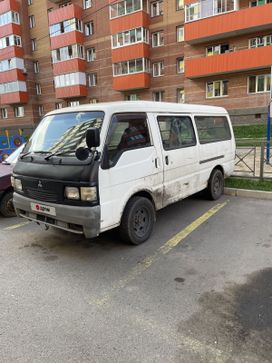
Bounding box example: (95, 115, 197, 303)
(13, 192, 100, 238)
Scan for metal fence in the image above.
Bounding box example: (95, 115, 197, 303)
(234, 144, 272, 179)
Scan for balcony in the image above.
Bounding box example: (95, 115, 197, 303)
(112, 43, 150, 63)
(110, 11, 150, 34)
(55, 85, 87, 99)
(50, 31, 84, 50)
(0, 0, 19, 14)
(185, 46, 272, 79)
(48, 4, 82, 26)
(53, 58, 86, 76)
(0, 69, 26, 84)
(0, 46, 23, 61)
(113, 72, 151, 91)
(0, 23, 21, 38)
(0, 91, 28, 105)
(185, 4, 272, 44)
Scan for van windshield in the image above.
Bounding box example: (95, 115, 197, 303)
(24, 111, 104, 156)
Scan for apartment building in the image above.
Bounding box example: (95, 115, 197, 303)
(0, 0, 271, 154)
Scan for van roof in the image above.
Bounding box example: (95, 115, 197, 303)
(47, 101, 228, 116)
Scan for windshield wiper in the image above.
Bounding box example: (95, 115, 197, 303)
(20, 151, 32, 159)
(44, 150, 67, 160)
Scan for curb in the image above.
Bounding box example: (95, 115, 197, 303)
(224, 187, 272, 200)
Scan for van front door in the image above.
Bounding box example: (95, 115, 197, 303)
(99, 113, 164, 230)
(156, 114, 199, 207)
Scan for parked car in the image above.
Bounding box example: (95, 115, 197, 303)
(0, 145, 24, 217)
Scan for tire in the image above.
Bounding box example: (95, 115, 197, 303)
(206, 169, 224, 201)
(0, 191, 16, 217)
(119, 196, 156, 245)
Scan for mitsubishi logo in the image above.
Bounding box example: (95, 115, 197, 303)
(38, 180, 43, 188)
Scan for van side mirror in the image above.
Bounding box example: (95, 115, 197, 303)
(86, 128, 100, 149)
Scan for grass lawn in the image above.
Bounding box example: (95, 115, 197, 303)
(233, 124, 268, 146)
(225, 177, 272, 191)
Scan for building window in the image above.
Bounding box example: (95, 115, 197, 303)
(250, 0, 271, 6)
(176, 26, 184, 42)
(55, 102, 63, 109)
(152, 31, 164, 47)
(176, 0, 184, 10)
(110, 0, 142, 19)
(52, 44, 85, 63)
(85, 21, 94, 36)
(33, 61, 39, 73)
(0, 58, 18, 72)
(176, 88, 185, 103)
(29, 15, 35, 28)
(0, 11, 20, 26)
(111, 27, 149, 49)
(54, 72, 87, 88)
(176, 57, 184, 73)
(38, 105, 44, 116)
(248, 74, 271, 94)
(90, 98, 98, 103)
(88, 73, 97, 87)
(31, 38, 37, 51)
(49, 18, 82, 37)
(206, 80, 228, 98)
(1, 108, 8, 119)
(152, 61, 164, 77)
(153, 91, 164, 102)
(0, 35, 22, 49)
(67, 101, 80, 107)
(28, 0, 33, 5)
(86, 47, 96, 61)
(150, 1, 163, 17)
(35, 83, 42, 95)
(206, 44, 230, 56)
(249, 35, 272, 48)
(83, 0, 92, 9)
(113, 58, 150, 76)
(14, 106, 24, 118)
(125, 94, 140, 101)
(0, 80, 27, 94)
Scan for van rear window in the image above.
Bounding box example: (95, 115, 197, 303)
(195, 116, 231, 144)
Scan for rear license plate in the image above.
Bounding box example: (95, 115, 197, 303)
(30, 202, 56, 216)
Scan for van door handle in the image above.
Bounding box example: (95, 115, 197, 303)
(165, 155, 169, 165)
(155, 157, 158, 168)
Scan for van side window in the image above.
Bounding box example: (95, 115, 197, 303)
(195, 116, 231, 144)
(157, 116, 196, 150)
(106, 113, 151, 165)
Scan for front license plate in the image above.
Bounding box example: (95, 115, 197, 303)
(31, 202, 56, 216)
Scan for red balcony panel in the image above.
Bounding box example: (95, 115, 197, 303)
(50, 31, 84, 50)
(55, 85, 87, 99)
(0, 91, 28, 105)
(185, 4, 272, 44)
(113, 73, 151, 91)
(110, 11, 150, 34)
(53, 58, 86, 76)
(0, 0, 20, 14)
(0, 23, 21, 37)
(0, 69, 26, 83)
(112, 43, 150, 63)
(185, 46, 272, 79)
(48, 4, 82, 25)
(184, 0, 197, 4)
(0, 46, 24, 61)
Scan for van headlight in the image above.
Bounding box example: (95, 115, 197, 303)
(65, 187, 80, 200)
(80, 187, 97, 202)
(13, 178, 23, 192)
(11, 176, 15, 187)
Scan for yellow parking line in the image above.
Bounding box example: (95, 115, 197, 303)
(3, 221, 30, 231)
(92, 200, 229, 307)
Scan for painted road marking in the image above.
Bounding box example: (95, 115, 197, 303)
(3, 221, 31, 231)
(92, 201, 229, 307)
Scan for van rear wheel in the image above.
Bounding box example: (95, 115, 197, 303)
(207, 169, 224, 200)
(119, 196, 156, 245)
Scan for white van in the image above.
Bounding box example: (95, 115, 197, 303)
(13, 101, 235, 244)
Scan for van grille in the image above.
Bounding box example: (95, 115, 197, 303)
(25, 188, 58, 203)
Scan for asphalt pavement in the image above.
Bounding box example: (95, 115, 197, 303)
(0, 195, 271, 363)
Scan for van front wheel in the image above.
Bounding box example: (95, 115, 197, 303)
(120, 196, 156, 245)
(207, 169, 224, 200)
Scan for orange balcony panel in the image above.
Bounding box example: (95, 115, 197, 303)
(0, 69, 26, 83)
(50, 31, 84, 50)
(112, 43, 150, 63)
(0, 46, 24, 61)
(113, 73, 151, 91)
(0, 0, 19, 14)
(184, 0, 197, 4)
(48, 4, 82, 25)
(55, 85, 87, 99)
(53, 58, 86, 76)
(185, 4, 272, 44)
(0, 23, 21, 37)
(110, 11, 150, 34)
(185, 46, 272, 79)
(0, 92, 28, 105)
